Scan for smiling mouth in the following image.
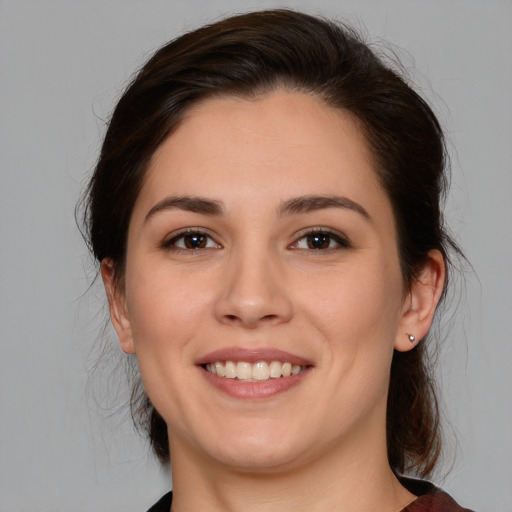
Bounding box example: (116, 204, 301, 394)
(204, 361, 305, 382)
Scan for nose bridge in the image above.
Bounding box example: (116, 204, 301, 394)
(214, 238, 293, 327)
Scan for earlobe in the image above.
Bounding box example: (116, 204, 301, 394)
(100, 258, 136, 354)
(395, 249, 446, 352)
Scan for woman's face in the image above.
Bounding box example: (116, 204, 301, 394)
(106, 90, 418, 472)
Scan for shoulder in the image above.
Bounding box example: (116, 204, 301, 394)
(400, 477, 476, 512)
(145, 491, 172, 512)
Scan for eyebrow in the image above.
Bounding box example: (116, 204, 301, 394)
(278, 195, 370, 220)
(145, 196, 224, 222)
(144, 194, 370, 222)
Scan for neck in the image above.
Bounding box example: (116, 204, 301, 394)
(168, 423, 416, 512)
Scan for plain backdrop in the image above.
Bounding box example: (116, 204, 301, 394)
(1, 1, 511, 511)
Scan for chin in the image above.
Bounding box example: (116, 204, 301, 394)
(198, 422, 307, 472)
(211, 443, 303, 473)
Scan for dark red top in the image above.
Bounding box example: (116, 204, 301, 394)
(146, 478, 475, 512)
(400, 477, 475, 511)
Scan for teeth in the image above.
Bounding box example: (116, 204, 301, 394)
(215, 361, 225, 377)
(269, 361, 282, 378)
(236, 361, 252, 380)
(205, 361, 305, 381)
(225, 361, 237, 379)
(252, 362, 270, 381)
(291, 364, 302, 375)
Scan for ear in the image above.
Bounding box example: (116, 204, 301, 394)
(395, 249, 446, 352)
(100, 258, 136, 354)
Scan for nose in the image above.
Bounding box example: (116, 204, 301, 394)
(213, 246, 294, 329)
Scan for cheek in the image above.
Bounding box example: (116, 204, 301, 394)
(299, 259, 403, 392)
(124, 263, 214, 356)
(299, 259, 403, 345)
(122, 264, 217, 419)
(302, 266, 402, 415)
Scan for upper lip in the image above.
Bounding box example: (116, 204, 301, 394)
(195, 347, 313, 367)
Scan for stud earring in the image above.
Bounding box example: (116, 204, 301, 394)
(408, 334, 416, 343)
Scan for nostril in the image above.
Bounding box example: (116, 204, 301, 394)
(216, 291, 294, 327)
(222, 312, 280, 327)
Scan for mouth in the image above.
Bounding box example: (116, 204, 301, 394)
(204, 360, 305, 382)
(196, 348, 313, 399)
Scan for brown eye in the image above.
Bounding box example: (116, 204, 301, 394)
(306, 234, 331, 249)
(294, 230, 350, 250)
(183, 233, 208, 249)
(166, 231, 220, 250)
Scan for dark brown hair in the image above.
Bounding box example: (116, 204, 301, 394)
(81, 9, 460, 477)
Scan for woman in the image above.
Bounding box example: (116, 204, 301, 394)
(81, 9, 473, 512)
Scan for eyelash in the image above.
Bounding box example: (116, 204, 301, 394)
(292, 228, 351, 251)
(161, 227, 351, 252)
(162, 228, 221, 252)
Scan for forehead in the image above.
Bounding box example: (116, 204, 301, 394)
(136, 90, 390, 221)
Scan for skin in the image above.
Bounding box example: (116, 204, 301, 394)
(102, 90, 445, 512)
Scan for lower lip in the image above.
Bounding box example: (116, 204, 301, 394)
(200, 367, 310, 399)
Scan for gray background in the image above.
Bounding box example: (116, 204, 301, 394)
(1, 1, 510, 511)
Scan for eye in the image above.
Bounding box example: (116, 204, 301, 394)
(293, 230, 350, 250)
(164, 230, 221, 250)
